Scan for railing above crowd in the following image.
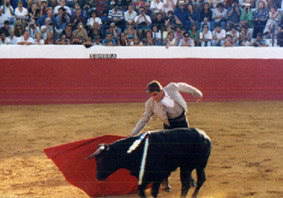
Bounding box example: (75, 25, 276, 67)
(0, 0, 283, 47)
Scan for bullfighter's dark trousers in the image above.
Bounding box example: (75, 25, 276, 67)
(163, 111, 188, 129)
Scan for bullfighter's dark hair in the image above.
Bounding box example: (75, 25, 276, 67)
(146, 80, 163, 93)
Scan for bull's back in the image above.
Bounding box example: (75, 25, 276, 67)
(149, 128, 211, 169)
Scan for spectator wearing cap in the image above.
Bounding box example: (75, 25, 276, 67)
(252, 0, 269, 38)
(54, 0, 72, 16)
(124, 5, 137, 24)
(16, 30, 34, 44)
(199, 24, 213, 46)
(179, 32, 195, 46)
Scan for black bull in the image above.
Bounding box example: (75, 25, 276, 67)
(87, 128, 211, 198)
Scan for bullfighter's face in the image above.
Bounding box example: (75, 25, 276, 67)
(150, 90, 164, 102)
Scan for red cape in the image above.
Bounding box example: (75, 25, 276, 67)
(44, 135, 138, 197)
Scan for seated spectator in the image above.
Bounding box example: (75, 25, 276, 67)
(119, 32, 128, 46)
(54, 0, 72, 16)
(44, 31, 54, 44)
(263, 6, 280, 38)
(0, 0, 15, 25)
(152, 12, 166, 31)
(29, 2, 41, 22)
(252, 32, 268, 46)
(0, 20, 11, 37)
(124, 5, 137, 24)
(37, 7, 56, 27)
(150, 0, 165, 14)
(133, 0, 147, 10)
(212, 24, 226, 46)
(189, 23, 200, 46)
(40, 17, 54, 40)
(174, 1, 191, 30)
(212, 3, 227, 29)
(107, 22, 122, 38)
(165, 30, 177, 46)
(62, 23, 73, 40)
(227, 1, 241, 29)
(277, 25, 283, 47)
(14, 1, 29, 21)
(199, 2, 212, 22)
(252, 0, 269, 38)
(71, 7, 86, 28)
(152, 24, 163, 45)
(187, 3, 200, 27)
(7, 32, 17, 44)
(134, 7, 152, 36)
(108, 5, 124, 30)
(0, 8, 9, 28)
(223, 34, 235, 46)
(238, 24, 252, 46)
(199, 24, 213, 46)
(54, 7, 70, 40)
(16, 30, 34, 45)
(27, 21, 40, 39)
(226, 26, 240, 45)
(200, 17, 212, 31)
(165, 10, 181, 28)
(0, 30, 10, 44)
(163, 0, 177, 14)
(39, 0, 48, 17)
(240, 2, 253, 28)
(13, 22, 24, 38)
(34, 31, 44, 44)
(88, 22, 103, 41)
(143, 30, 155, 45)
(72, 22, 88, 44)
(56, 34, 71, 45)
(87, 10, 102, 28)
(179, 32, 195, 46)
(133, 36, 144, 45)
(102, 32, 117, 45)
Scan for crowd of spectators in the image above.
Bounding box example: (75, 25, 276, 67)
(1, 0, 283, 46)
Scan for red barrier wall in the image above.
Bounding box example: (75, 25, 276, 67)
(0, 58, 283, 104)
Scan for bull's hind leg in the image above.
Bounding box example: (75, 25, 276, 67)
(180, 167, 193, 198)
(192, 168, 206, 198)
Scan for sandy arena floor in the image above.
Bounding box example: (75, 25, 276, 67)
(0, 101, 283, 198)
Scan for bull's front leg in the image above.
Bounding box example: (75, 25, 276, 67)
(151, 182, 161, 198)
(138, 182, 148, 198)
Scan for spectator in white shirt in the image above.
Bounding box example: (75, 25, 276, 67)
(124, 5, 137, 24)
(0, 0, 14, 24)
(87, 11, 102, 28)
(199, 24, 212, 46)
(14, 1, 28, 21)
(135, 7, 152, 31)
(163, 0, 177, 14)
(54, 0, 72, 16)
(17, 30, 34, 45)
(150, 0, 165, 14)
(212, 24, 226, 46)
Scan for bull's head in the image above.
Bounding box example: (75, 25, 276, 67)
(87, 144, 119, 180)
